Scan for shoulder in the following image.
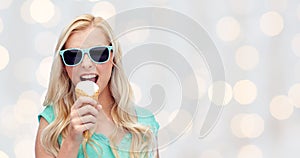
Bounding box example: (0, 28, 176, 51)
(135, 106, 160, 135)
(38, 105, 55, 124)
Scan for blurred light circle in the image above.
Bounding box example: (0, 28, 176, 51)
(21, 0, 35, 24)
(233, 80, 257, 105)
(291, 33, 300, 57)
(235, 45, 259, 70)
(0, 17, 3, 33)
(14, 139, 35, 158)
(30, 0, 55, 23)
(0, 45, 10, 71)
(270, 95, 294, 120)
(34, 31, 56, 56)
(240, 114, 264, 138)
(260, 11, 284, 37)
(216, 16, 241, 42)
(41, 6, 61, 28)
(238, 145, 263, 158)
(230, 113, 246, 138)
(0, 0, 13, 10)
(14, 98, 38, 124)
(288, 84, 300, 108)
(91, 1, 116, 19)
(19, 90, 41, 106)
(0, 150, 9, 158)
(130, 82, 142, 104)
(36, 56, 53, 88)
(208, 81, 232, 106)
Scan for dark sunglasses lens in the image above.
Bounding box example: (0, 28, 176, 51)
(63, 49, 82, 65)
(90, 47, 110, 62)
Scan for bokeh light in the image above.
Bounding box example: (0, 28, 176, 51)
(260, 11, 284, 37)
(34, 31, 56, 56)
(240, 114, 264, 138)
(216, 16, 241, 42)
(14, 91, 40, 124)
(238, 144, 263, 158)
(0, 150, 9, 158)
(231, 113, 264, 138)
(233, 80, 257, 105)
(208, 81, 232, 106)
(288, 84, 300, 108)
(30, 0, 55, 23)
(21, 0, 36, 24)
(269, 95, 294, 120)
(14, 139, 35, 158)
(14, 97, 38, 124)
(0, 45, 10, 71)
(36, 56, 53, 88)
(41, 6, 61, 28)
(235, 45, 259, 70)
(0, 0, 13, 10)
(91, 1, 116, 19)
(0, 17, 3, 33)
(291, 33, 300, 57)
(231, 113, 245, 138)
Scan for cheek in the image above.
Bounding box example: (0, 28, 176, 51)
(65, 67, 77, 84)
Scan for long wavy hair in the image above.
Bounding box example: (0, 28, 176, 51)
(41, 14, 156, 158)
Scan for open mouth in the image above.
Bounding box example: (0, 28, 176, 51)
(80, 74, 99, 83)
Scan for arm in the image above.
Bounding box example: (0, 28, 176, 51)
(35, 97, 101, 158)
(35, 118, 82, 158)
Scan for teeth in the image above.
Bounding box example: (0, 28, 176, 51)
(81, 74, 97, 79)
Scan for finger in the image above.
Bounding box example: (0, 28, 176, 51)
(77, 105, 99, 117)
(74, 123, 95, 133)
(73, 96, 98, 109)
(79, 115, 97, 124)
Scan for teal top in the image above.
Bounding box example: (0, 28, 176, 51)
(38, 105, 159, 158)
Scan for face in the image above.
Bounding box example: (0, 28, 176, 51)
(63, 27, 113, 95)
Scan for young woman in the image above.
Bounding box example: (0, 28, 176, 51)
(35, 14, 159, 158)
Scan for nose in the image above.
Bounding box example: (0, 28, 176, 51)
(80, 54, 94, 69)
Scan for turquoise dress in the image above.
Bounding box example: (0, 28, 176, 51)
(38, 105, 159, 158)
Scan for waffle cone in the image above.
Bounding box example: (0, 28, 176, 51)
(75, 81, 100, 141)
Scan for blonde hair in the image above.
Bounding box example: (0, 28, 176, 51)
(41, 14, 156, 158)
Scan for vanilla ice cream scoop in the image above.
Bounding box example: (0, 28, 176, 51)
(75, 80, 100, 141)
(75, 80, 100, 100)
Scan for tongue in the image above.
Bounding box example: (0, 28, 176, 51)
(81, 77, 97, 83)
